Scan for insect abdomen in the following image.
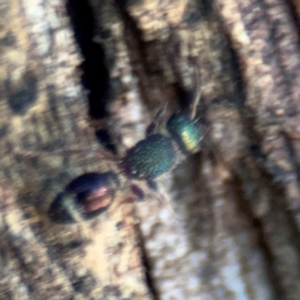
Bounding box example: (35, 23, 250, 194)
(48, 172, 119, 223)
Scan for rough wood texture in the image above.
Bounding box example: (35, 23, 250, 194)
(1, 0, 300, 299)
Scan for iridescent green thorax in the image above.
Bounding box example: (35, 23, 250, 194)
(166, 112, 201, 153)
(123, 134, 176, 180)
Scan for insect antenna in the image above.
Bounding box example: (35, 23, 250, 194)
(189, 65, 202, 120)
(145, 104, 168, 136)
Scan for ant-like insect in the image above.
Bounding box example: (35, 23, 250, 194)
(48, 68, 203, 223)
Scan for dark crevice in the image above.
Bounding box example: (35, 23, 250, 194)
(95, 129, 117, 154)
(285, 0, 300, 41)
(171, 83, 190, 113)
(281, 134, 300, 249)
(113, 1, 171, 113)
(226, 43, 247, 107)
(231, 174, 285, 300)
(135, 223, 160, 300)
(240, 106, 300, 269)
(115, 0, 210, 116)
(71, 274, 96, 294)
(260, 1, 298, 114)
(113, 2, 150, 74)
(66, 0, 110, 119)
(6, 70, 38, 115)
(114, 0, 143, 9)
(193, 0, 214, 20)
(282, 133, 300, 191)
(213, 11, 247, 109)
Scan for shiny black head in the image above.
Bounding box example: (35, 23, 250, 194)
(48, 172, 120, 223)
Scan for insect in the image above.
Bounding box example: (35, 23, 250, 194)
(48, 68, 203, 223)
(48, 172, 120, 223)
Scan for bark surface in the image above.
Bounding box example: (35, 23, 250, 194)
(1, 0, 300, 299)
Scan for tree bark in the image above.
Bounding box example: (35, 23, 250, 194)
(1, 0, 300, 299)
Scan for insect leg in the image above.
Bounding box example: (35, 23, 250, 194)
(145, 104, 168, 136)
